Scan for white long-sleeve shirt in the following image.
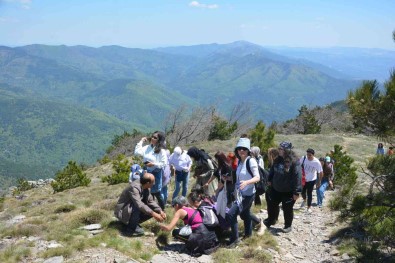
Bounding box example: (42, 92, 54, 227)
(169, 151, 192, 172)
(134, 141, 167, 169)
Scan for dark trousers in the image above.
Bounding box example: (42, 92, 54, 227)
(302, 180, 316, 207)
(254, 192, 262, 205)
(267, 188, 295, 228)
(152, 192, 165, 210)
(265, 188, 279, 224)
(126, 203, 152, 232)
(226, 194, 255, 242)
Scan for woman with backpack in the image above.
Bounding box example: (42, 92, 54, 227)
(187, 147, 217, 198)
(159, 194, 219, 256)
(134, 131, 167, 210)
(225, 137, 260, 247)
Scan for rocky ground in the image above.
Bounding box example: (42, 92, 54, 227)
(1, 189, 353, 263)
(149, 189, 354, 263)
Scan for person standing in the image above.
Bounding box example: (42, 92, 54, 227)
(187, 147, 217, 198)
(226, 137, 260, 246)
(376, 143, 385, 155)
(300, 148, 323, 213)
(134, 131, 168, 210)
(316, 157, 334, 208)
(114, 173, 166, 236)
(169, 146, 193, 201)
(250, 146, 264, 206)
(264, 141, 301, 233)
(161, 149, 172, 206)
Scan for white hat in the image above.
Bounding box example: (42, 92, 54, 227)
(235, 138, 251, 151)
(173, 146, 182, 155)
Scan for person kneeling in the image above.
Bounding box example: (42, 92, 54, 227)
(159, 193, 219, 256)
(114, 172, 166, 236)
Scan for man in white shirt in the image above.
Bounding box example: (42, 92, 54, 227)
(169, 146, 193, 201)
(299, 148, 323, 213)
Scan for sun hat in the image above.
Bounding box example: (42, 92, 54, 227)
(235, 137, 251, 151)
(325, 156, 331, 162)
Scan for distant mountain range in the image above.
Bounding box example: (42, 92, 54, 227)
(0, 41, 393, 186)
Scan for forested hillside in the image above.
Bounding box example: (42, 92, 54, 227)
(2, 41, 387, 186)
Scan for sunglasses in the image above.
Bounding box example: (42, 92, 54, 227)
(237, 147, 248, 151)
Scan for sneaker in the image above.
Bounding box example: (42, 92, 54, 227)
(318, 204, 322, 209)
(282, 226, 292, 233)
(254, 219, 263, 231)
(257, 220, 265, 236)
(306, 208, 312, 214)
(300, 200, 306, 208)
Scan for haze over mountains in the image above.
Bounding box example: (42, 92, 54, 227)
(0, 41, 393, 187)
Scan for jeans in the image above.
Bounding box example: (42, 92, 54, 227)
(302, 180, 316, 207)
(226, 194, 255, 242)
(161, 184, 168, 205)
(148, 168, 163, 193)
(172, 170, 189, 200)
(316, 179, 329, 206)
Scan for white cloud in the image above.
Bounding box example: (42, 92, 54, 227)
(189, 1, 218, 9)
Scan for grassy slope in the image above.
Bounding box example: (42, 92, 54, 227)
(0, 133, 380, 262)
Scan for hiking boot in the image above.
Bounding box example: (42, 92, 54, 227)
(300, 200, 306, 208)
(282, 226, 292, 233)
(263, 218, 272, 228)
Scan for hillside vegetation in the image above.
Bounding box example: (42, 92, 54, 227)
(0, 133, 379, 263)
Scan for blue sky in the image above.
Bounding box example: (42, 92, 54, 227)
(0, 0, 394, 49)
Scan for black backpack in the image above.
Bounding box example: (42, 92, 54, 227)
(246, 157, 269, 195)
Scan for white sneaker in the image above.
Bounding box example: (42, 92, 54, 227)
(306, 208, 312, 214)
(300, 200, 306, 208)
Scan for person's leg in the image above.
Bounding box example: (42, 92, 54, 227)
(281, 192, 295, 229)
(181, 171, 189, 197)
(239, 194, 255, 237)
(172, 170, 182, 200)
(152, 192, 165, 210)
(151, 169, 165, 209)
(266, 188, 281, 226)
(225, 202, 240, 243)
(301, 184, 307, 206)
(126, 205, 141, 234)
(317, 179, 329, 207)
(306, 180, 316, 208)
(161, 184, 168, 205)
(254, 193, 262, 206)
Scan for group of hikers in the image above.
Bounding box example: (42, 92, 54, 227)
(114, 131, 335, 256)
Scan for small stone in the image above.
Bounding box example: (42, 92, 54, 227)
(80, 224, 102, 231)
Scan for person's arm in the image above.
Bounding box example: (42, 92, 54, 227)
(134, 138, 147, 157)
(198, 159, 214, 178)
(291, 162, 301, 200)
(159, 209, 187, 231)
